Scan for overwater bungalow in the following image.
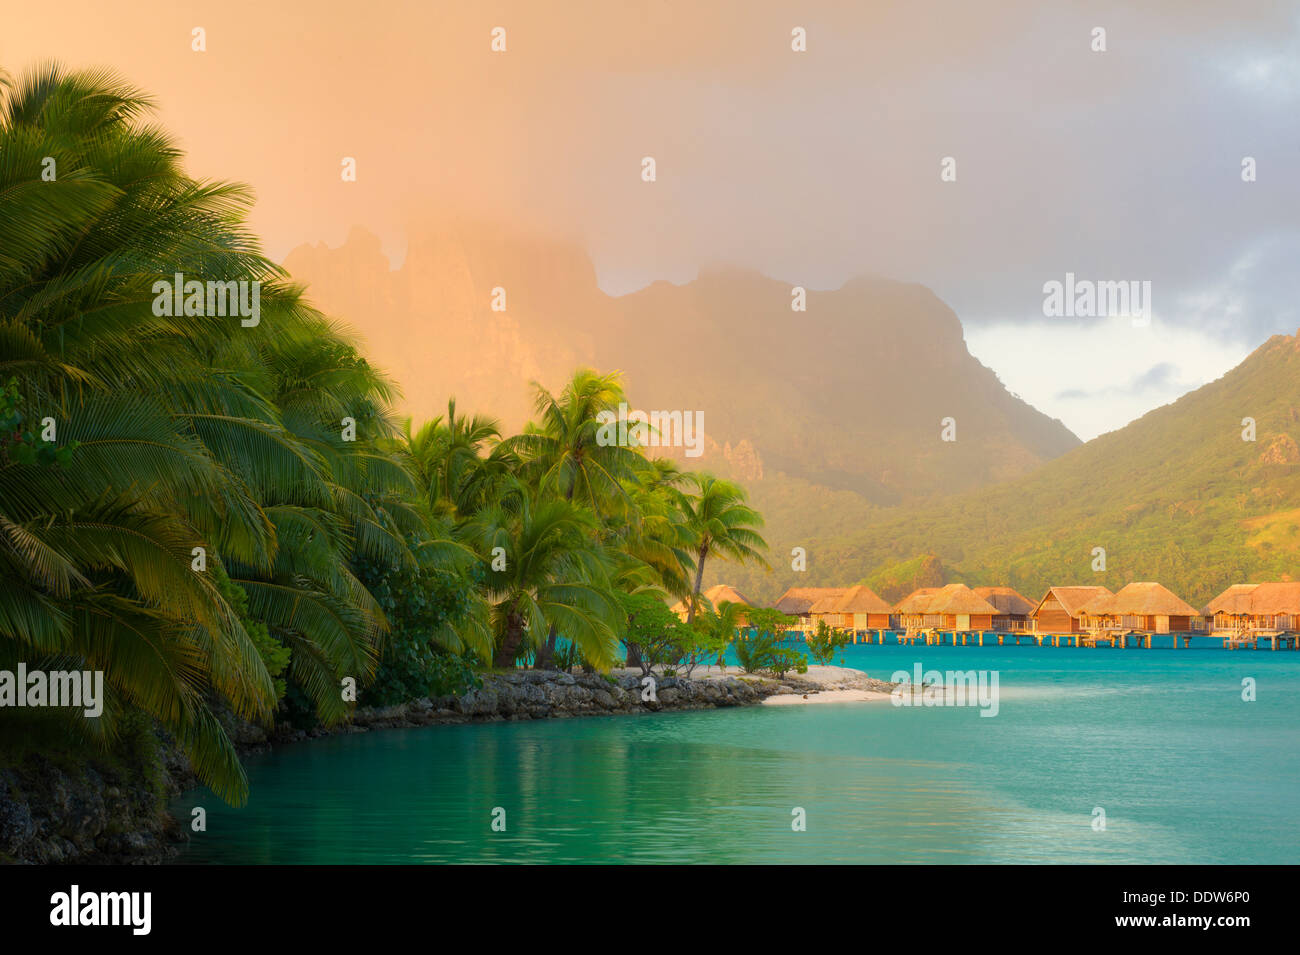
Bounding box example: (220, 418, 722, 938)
(893, 586, 938, 628)
(972, 586, 1035, 632)
(1029, 585, 1113, 633)
(773, 586, 846, 630)
(1204, 582, 1300, 635)
(671, 584, 753, 622)
(1076, 582, 1201, 634)
(833, 585, 894, 630)
(894, 583, 999, 632)
(807, 592, 845, 629)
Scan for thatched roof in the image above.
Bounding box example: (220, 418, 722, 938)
(931, 584, 1001, 615)
(1205, 582, 1300, 616)
(1204, 584, 1259, 615)
(893, 586, 940, 614)
(1079, 582, 1199, 617)
(773, 586, 846, 615)
(1032, 585, 1113, 617)
(831, 585, 893, 615)
(1240, 582, 1300, 614)
(670, 584, 752, 616)
(972, 586, 1035, 616)
(704, 584, 752, 607)
(808, 593, 843, 613)
(894, 584, 998, 616)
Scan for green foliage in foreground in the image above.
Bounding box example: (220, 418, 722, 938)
(1, 64, 455, 802)
(620, 591, 692, 676)
(0, 64, 774, 804)
(734, 630, 806, 679)
(354, 557, 480, 708)
(213, 565, 291, 703)
(733, 608, 806, 677)
(806, 619, 849, 667)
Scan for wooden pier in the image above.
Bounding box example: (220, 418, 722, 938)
(1219, 630, 1299, 650)
(789, 627, 1300, 650)
(772, 580, 1300, 652)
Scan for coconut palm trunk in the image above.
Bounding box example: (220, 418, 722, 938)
(534, 623, 559, 669)
(685, 545, 709, 625)
(495, 613, 527, 668)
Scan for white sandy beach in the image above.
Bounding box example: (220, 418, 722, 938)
(763, 687, 894, 705)
(612, 663, 894, 706)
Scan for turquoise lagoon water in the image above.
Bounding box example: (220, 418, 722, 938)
(171, 642, 1300, 864)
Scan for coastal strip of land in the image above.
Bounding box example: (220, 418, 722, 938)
(266, 665, 895, 744)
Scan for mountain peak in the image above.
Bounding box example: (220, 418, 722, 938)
(283, 220, 1079, 498)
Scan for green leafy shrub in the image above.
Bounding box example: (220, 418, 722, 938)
(354, 558, 480, 707)
(806, 619, 849, 666)
(733, 607, 806, 676)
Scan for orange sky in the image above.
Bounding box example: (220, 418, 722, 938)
(11, 0, 1270, 275)
(6, 1, 1299, 438)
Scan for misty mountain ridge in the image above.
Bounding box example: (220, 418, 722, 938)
(284, 221, 1080, 504)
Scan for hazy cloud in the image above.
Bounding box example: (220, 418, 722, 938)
(7, 0, 1297, 437)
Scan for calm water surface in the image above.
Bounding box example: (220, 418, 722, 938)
(171, 643, 1300, 863)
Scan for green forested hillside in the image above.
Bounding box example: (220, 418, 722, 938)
(714, 332, 1300, 608)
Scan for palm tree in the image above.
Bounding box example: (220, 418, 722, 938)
(0, 64, 437, 801)
(400, 398, 510, 519)
(619, 457, 697, 601)
(504, 370, 643, 667)
(676, 473, 768, 625)
(692, 599, 747, 672)
(222, 332, 424, 723)
(506, 369, 643, 512)
(0, 61, 775, 809)
(465, 482, 620, 668)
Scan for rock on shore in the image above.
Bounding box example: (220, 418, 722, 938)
(0, 749, 190, 865)
(270, 669, 806, 740)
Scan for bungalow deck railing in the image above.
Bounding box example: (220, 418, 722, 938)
(1078, 615, 1139, 632)
(1079, 614, 1209, 634)
(1209, 614, 1297, 634)
(899, 614, 946, 629)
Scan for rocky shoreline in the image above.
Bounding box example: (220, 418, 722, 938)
(261, 670, 820, 744)
(0, 666, 894, 864)
(0, 738, 193, 866)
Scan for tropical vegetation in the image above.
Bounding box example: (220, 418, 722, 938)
(0, 64, 777, 805)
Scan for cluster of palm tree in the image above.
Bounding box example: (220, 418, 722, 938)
(0, 64, 435, 801)
(397, 371, 769, 672)
(0, 65, 769, 803)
